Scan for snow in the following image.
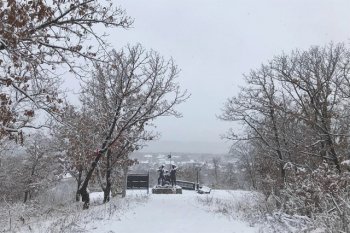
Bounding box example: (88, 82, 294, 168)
(62, 173, 72, 179)
(89, 190, 259, 233)
(341, 160, 350, 166)
(198, 185, 211, 194)
(90, 192, 104, 204)
(9, 189, 282, 232)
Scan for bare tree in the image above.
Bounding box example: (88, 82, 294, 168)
(221, 43, 350, 228)
(77, 45, 189, 209)
(221, 43, 350, 186)
(220, 64, 290, 187)
(272, 43, 350, 172)
(0, 132, 60, 203)
(231, 143, 258, 190)
(0, 153, 25, 201)
(23, 133, 61, 203)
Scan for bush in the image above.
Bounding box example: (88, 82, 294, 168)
(281, 162, 350, 232)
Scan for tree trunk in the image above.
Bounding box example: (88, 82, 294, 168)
(80, 188, 90, 210)
(75, 190, 80, 202)
(122, 164, 128, 198)
(327, 137, 341, 173)
(103, 149, 112, 203)
(269, 108, 286, 186)
(103, 183, 111, 203)
(24, 190, 29, 203)
(78, 152, 103, 209)
(78, 107, 120, 209)
(247, 166, 257, 190)
(76, 168, 82, 202)
(24, 166, 36, 203)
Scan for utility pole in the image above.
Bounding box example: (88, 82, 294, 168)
(168, 153, 172, 170)
(196, 166, 201, 190)
(196, 168, 199, 190)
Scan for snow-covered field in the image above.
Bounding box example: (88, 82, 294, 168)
(2, 189, 313, 233)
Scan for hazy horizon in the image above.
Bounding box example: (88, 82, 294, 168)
(139, 139, 232, 154)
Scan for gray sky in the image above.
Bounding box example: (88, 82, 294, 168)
(93, 0, 350, 154)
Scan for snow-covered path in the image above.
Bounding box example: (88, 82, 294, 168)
(93, 190, 259, 233)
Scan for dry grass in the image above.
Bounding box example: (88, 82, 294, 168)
(0, 181, 148, 233)
(196, 190, 313, 233)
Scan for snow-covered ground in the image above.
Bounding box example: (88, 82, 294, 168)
(90, 190, 259, 233)
(5, 189, 313, 233)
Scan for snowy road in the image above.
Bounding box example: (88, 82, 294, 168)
(93, 190, 259, 233)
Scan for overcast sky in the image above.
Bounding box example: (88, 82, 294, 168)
(90, 0, 350, 154)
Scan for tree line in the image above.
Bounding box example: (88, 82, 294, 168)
(0, 0, 188, 210)
(221, 43, 350, 231)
